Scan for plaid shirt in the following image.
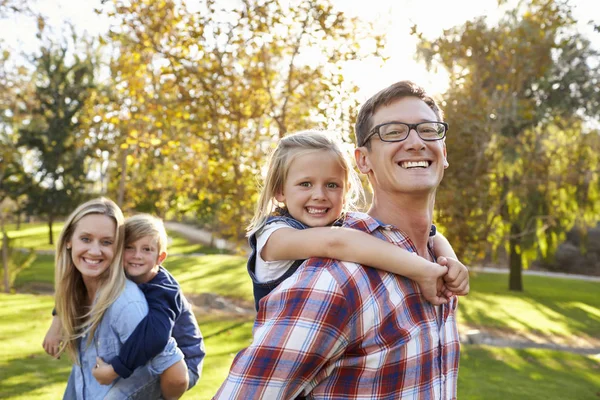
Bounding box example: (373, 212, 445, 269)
(215, 212, 460, 399)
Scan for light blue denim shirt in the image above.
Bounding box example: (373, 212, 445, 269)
(63, 279, 184, 400)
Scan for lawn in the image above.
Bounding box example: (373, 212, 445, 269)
(2, 223, 600, 399)
(1, 293, 599, 400)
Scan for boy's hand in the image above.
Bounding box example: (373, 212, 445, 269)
(415, 262, 451, 306)
(42, 315, 62, 358)
(92, 357, 119, 385)
(437, 256, 470, 296)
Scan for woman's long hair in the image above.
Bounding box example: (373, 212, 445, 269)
(54, 197, 126, 363)
(247, 130, 364, 236)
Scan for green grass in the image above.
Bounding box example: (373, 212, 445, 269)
(3, 222, 600, 399)
(460, 272, 600, 342)
(459, 345, 600, 399)
(1, 222, 64, 252)
(2, 294, 597, 400)
(167, 231, 231, 256)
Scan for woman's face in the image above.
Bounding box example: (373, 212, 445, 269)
(67, 214, 117, 282)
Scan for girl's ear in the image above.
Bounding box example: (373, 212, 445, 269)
(275, 190, 285, 203)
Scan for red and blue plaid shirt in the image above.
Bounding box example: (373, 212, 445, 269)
(215, 212, 460, 399)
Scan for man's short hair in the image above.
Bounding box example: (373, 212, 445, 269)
(355, 80, 444, 148)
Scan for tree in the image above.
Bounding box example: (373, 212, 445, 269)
(98, 0, 382, 241)
(18, 36, 101, 244)
(416, 0, 600, 290)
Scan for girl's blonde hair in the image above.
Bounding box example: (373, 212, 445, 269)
(54, 197, 126, 363)
(248, 130, 363, 235)
(125, 214, 168, 255)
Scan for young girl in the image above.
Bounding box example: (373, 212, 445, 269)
(247, 130, 467, 311)
(52, 198, 184, 399)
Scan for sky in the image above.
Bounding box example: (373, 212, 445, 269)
(1, 0, 598, 100)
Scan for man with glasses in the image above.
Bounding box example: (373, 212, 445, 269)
(215, 81, 468, 399)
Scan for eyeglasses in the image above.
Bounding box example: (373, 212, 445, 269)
(362, 121, 448, 146)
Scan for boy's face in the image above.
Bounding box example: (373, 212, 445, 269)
(123, 235, 166, 284)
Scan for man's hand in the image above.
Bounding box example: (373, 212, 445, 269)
(92, 357, 119, 385)
(415, 262, 451, 306)
(437, 256, 470, 297)
(42, 315, 62, 358)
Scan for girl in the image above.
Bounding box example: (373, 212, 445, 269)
(54, 198, 183, 399)
(247, 130, 467, 310)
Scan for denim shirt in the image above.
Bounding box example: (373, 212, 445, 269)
(63, 279, 183, 400)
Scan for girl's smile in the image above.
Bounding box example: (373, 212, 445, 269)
(276, 149, 346, 227)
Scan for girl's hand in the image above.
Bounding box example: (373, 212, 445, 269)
(92, 357, 118, 385)
(415, 262, 451, 305)
(437, 256, 470, 296)
(42, 315, 62, 358)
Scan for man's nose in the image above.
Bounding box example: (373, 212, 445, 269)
(404, 127, 426, 150)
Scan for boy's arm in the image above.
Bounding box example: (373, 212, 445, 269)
(263, 226, 449, 304)
(108, 283, 182, 379)
(432, 231, 458, 259)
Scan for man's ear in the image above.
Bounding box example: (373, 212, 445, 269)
(443, 142, 449, 169)
(157, 251, 167, 265)
(355, 147, 372, 174)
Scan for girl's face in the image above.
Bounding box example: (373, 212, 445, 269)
(276, 149, 347, 227)
(67, 214, 117, 282)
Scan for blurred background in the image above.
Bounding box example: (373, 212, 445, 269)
(0, 0, 599, 399)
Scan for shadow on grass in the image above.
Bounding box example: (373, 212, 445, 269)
(460, 345, 600, 399)
(0, 352, 72, 399)
(459, 273, 600, 341)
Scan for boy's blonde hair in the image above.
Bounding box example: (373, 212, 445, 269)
(54, 197, 126, 363)
(125, 214, 168, 255)
(248, 130, 364, 235)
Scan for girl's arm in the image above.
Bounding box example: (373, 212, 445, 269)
(263, 226, 449, 304)
(432, 232, 469, 296)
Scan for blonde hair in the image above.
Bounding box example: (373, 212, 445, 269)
(248, 130, 363, 235)
(54, 198, 126, 363)
(125, 214, 168, 255)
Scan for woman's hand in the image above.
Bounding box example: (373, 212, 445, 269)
(92, 357, 119, 385)
(42, 315, 62, 358)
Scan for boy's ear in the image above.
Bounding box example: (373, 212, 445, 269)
(157, 251, 167, 265)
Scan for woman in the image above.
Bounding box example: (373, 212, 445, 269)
(55, 198, 179, 399)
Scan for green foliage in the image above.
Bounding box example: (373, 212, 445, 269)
(16, 35, 103, 243)
(417, 0, 600, 290)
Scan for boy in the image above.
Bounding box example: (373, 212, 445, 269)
(44, 214, 205, 400)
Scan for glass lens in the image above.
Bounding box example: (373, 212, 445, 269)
(417, 122, 445, 139)
(380, 123, 409, 140)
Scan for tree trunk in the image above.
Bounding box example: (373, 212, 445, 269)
(48, 216, 54, 245)
(117, 147, 128, 208)
(508, 223, 523, 291)
(2, 214, 9, 293)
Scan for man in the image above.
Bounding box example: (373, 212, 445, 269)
(215, 81, 469, 399)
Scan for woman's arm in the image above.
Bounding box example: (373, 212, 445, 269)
(42, 315, 62, 358)
(263, 226, 449, 304)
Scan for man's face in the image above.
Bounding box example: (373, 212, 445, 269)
(356, 96, 448, 196)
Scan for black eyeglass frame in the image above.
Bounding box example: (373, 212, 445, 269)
(362, 121, 449, 146)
